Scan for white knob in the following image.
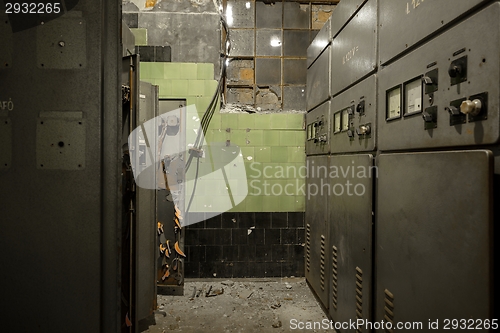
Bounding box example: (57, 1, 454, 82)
(460, 99, 482, 116)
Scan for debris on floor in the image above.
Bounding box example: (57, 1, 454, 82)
(141, 277, 333, 333)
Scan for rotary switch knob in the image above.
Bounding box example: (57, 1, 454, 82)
(460, 99, 482, 116)
(356, 125, 371, 136)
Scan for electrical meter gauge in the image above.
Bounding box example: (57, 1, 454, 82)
(386, 85, 402, 120)
(341, 109, 350, 131)
(307, 124, 313, 140)
(404, 76, 423, 116)
(334, 112, 341, 133)
(311, 122, 317, 139)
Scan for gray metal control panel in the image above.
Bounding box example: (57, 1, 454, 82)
(376, 150, 493, 329)
(306, 100, 331, 156)
(330, 0, 368, 40)
(307, 18, 331, 68)
(330, 0, 377, 97)
(379, 0, 489, 65)
(331, 75, 376, 154)
(307, 45, 331, 111)
(378, 3, 500, 151)
(329, 154, 374, 330)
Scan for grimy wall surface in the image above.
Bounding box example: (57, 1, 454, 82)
(0, 1, 122, 331)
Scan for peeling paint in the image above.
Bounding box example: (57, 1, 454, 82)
(145, 0, 158, 8)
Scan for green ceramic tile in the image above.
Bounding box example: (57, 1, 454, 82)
(197, 63, 214, 80)
(295, 130, 306, 146)
(280, 131, 297, 146)
(210, 129, 226, 143)
(247, 179, 261, 196)
(295, 195, 305, 212)
(237, 114, 256, 129)
(286, 114, 305, 129)
(131, 28, 147, 46)
(270, 114, 289, 129)
(204, 80, 219, 96)
(147, 63, 164, 79)
(139, 62, 152, 79)
(254, 147, 271, 163)
(180, 63, 198, 79)
(262, 195, 281, 212)
(188, 80, 205, 96)
(254, 115, 271, 129)
(221, 114, 239, 130)
(280, 195, 299, 212)
(271, 146, 289, 163)
(171, 80, 189, 96)
(195, 97, 213, 115)
(240, 147, 254, 160)
(247, 129, 263, 146)
(229, 196, 246, 212)
(164, 63, 182, 79)
(207, 114, 221, 129)
(289, 146, 306, 163)
(155, 79, 173, 96)
(245, 195, 264, 212)
(246, 161, 263, 180)
(262, 130, 280, 146)
(229, 179, 249, 197)
(229, 129, 247, 146)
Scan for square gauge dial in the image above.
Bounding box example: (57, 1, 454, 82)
(404, 77, 423, 116)
(386, 85, 402, 120)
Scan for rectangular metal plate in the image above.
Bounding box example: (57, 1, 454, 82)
(378, 4, 500, 151)
(307, 45, 330, 111)
(0, 15, 12, 69)
(0, 117, 11, 170)
(122, 22, 136, 57)
(331, 75, 377, 153)
(330, 0, 368, 39)
(328, 154, 374, 327)
(36, 18, 87, 69)
(227, 0, 255, 28)
(306, 100, 330, 155)
(305, 155, 330, 309)
(136, 81, 158, 321)
(330, 0, 377, 96)
(379, 0, 489, 65)
(36, 112, 86, 170)
(229, 29, 255, 57)
(375, 150, 492, 326)
(307, 18, 331, 68)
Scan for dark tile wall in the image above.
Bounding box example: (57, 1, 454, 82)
(184, 212, 305, 278)
(134, 46, 171, 62)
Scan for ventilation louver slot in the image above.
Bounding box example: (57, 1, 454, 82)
(306, 224, 311, 272)
(331, 245, 338, 309)
(320, 235, 326, 290)
(355, 267, 363, 333)
(384, 289, 395, 333)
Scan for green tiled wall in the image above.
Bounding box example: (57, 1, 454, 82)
(140, 61, 306, 213)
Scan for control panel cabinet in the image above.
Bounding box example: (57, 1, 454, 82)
(378, 3, 500, 151)
(306, 101, 331, 156)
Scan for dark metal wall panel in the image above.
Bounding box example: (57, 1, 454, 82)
(306, 100, 331, 155)
(284, 2, 310, 29)
(0, 1, 122, 332)
(307, 19, 330, 68)
(379, 0, 490, 65)
(283, 59, 306, 85)
(256, 1, 283, 29)
(377, 3, 500, 151)
(305, 155, 330, 309)
(329, 0, 367, 39)
(136, 82, 158, 322)
(330, 0, 377, 96)
(256, 29, 282, 56)
(227, 0, 255, 28)
(328, 154, 374, 332)
(284, 30, 309, 57)
(306, 45, 330, 111)
(330, 74, 377, 154)
(255, 58, 281, 86)
(375, 151, 493, 328)
(229, 29, 255, 57)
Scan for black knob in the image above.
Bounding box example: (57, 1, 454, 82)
(446, 106, 460, 116)
(448, 64, 461, 78)
(422, 111, 433, 122)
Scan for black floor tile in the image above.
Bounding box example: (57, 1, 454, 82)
(239, 245, 256, 262)
(271, 212, 287, 228)
(288, 212, 305, 228)
(205, 215, 222, 229)
(281, 228, 297, 245)
(221, 212, 238, 228)
(272, 244, 289, 261)
(222, 245, 238, 262)
(265, 229, 281, 245)
(205, 245, 223, 260)
(237, 212, 255, 228)
(254, 212, 271, 228)
(232, 228, 249, 245)
(247, 228, 264, 245)
(255, 245, 273, 261)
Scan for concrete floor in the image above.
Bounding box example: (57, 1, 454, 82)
(142, 278, 335, 333)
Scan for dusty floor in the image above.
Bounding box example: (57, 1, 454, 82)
(142, 278, 335, 333)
